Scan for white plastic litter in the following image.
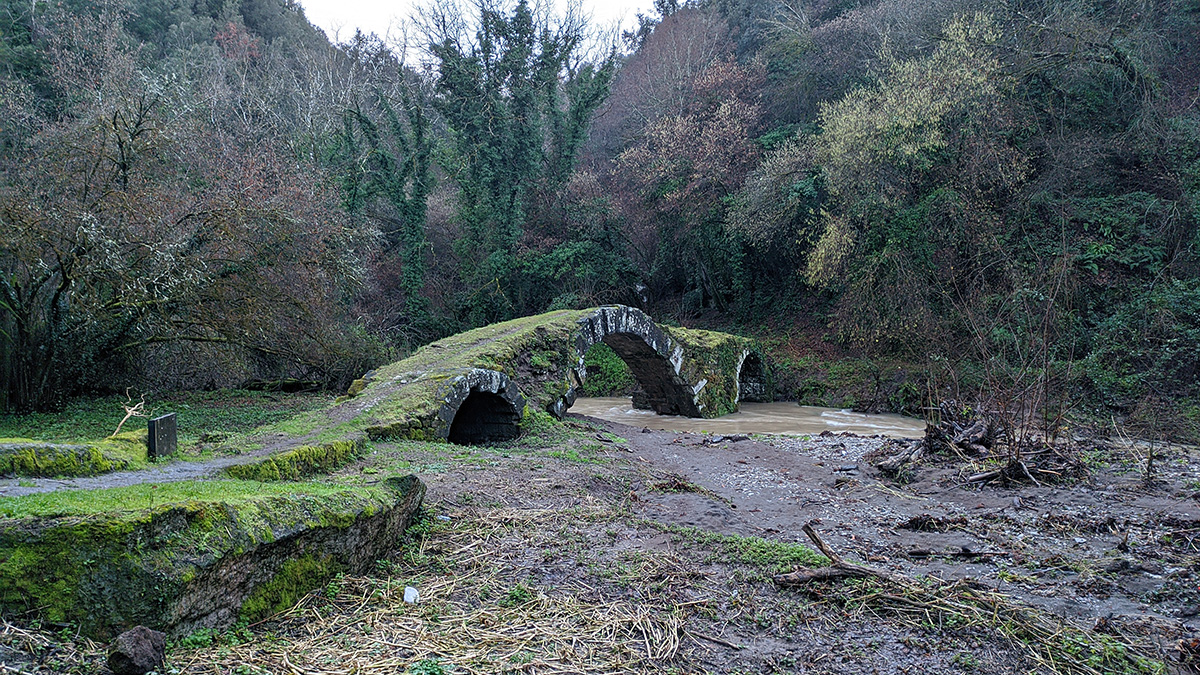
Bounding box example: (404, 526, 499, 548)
(404, 586, 420, 604)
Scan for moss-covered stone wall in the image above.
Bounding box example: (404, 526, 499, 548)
(0, 474, 424, 638)
(224, 440, 362, 481)
(0, 431, 148, 478)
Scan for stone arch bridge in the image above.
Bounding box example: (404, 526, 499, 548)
(331, 306, 769, 445)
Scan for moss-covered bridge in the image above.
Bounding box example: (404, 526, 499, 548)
(334, 305, 767, 445)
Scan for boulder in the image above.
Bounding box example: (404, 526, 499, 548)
(108, 626, 166, 675)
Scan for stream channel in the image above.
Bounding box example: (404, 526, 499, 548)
(569, 397, 926, 439)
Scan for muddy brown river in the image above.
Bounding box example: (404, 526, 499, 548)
(568, 397, 926, 438)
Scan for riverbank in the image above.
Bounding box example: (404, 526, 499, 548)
(2, 411, 1193, 674)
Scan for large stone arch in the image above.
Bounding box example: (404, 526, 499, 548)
(350, 306, 766, 443)
(737, 351, 769, 402)
(564, 305, 702, 418)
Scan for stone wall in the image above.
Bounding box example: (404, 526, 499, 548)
(0, 476, 425, 638)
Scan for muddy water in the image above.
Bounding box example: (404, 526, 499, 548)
(569, 397, 926, 439)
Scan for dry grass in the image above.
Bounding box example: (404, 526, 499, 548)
(0, 501, 1179, 675)
(177, 505, 688, 675)
(0, 620, 103, 674)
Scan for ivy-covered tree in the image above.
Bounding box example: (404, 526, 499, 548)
(421, 0, 615, 323)
(338, 51, 434, 339)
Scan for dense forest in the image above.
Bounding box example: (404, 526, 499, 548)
(1, 0, 1198, 435)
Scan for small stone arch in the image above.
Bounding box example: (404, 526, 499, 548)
(437, 369, 526, 445)
(737, 351, 769, 402)
(565, 306, 701, 418)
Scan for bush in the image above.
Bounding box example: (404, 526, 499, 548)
(1082, 278, 1200, 408)
(578, 343, 636, 397)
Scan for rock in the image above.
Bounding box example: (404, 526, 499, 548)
(1, 476, 426, 639)
(108, 626, 165, 675)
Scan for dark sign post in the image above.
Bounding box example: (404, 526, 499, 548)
(147, 413, 177, 460)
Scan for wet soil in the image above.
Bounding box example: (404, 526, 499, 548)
(4, 415, 1197, 674)
(432, 416, 1199, 672)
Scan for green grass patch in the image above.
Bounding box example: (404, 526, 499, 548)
(546, 448, 608, 464)
(0, 390, 334, 453)
(0, 478, 393, 519)
(654, 523, 825, 574)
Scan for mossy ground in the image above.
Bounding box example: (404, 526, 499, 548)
(0, 477, 394, 519)
(0, 390, 337, 469)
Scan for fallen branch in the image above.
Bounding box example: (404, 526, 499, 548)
(689, 630, 743, 650)
(872, 438, 924, 477)
(774, 523, 905, 586)
(110, 388, 152, 438)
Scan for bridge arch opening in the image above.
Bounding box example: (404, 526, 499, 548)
(738, 353, 768, 402)
(580, 342, 637, 396)
(600, 333, 692, 415)
(566, 306, 703, 418)
(447, 390, 521, 445)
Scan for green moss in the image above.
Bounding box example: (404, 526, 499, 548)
(0, 478, 416, 637)
(346, 378, 369, 397)
(0, 435, 145, 478)
(224, 440, 362, 481)
(664, 326, 753, 417)
(239, 553, 341, 621)
(656, 523, 826, 574)
(0, 480, 391, 519)
(519, 407, 558, 435)
(374, 310, 590, 381)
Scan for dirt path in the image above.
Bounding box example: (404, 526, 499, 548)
(0, 445, 286, 497)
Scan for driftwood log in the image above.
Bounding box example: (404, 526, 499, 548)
(952, 419, 992, 456)
(872, 437, 925, 477)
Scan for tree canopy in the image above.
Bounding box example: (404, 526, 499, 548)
(1, 0, 1198, 421)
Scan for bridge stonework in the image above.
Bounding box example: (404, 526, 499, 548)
(340, 306, 767, 445)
